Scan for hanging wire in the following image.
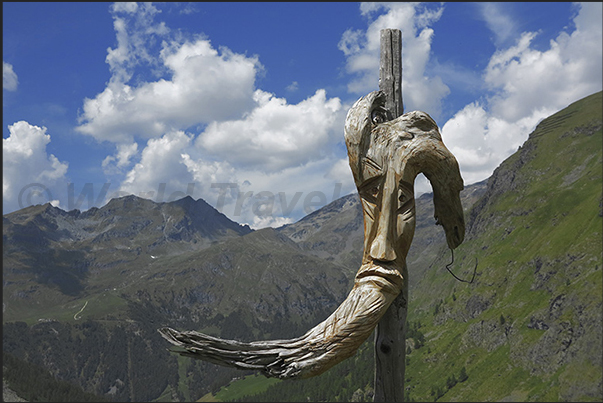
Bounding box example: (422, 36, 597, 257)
(445, 249, 477, 283)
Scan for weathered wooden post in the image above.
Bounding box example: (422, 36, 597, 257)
(374, 28, 406, 403)
(379, 28, 403, 118)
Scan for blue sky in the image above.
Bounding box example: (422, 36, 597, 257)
(3, 2, 602, 228)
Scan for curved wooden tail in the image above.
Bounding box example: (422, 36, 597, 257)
(158, 263, 403, 379)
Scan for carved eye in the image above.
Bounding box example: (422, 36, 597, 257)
(397, 182, 415, 214)
(360, 176, 383, 203)
(361, 184, 380, 203)
(370, 186, 380, 198)
(371, 109, 386, 125)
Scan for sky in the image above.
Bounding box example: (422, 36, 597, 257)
(3, 2, 602, 228)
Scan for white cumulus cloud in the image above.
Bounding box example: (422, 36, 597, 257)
(3, 121, 69, 212)
(198, 89, 343, 172)
(76, 37, 262, 143)
(76, 3, 262, 143)
(105, 2, 169, 83)
(102, 142, 139, 175)
(476, 3, 518, 47)
(114, 85, 350, 228)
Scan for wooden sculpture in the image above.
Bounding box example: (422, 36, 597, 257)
(158, 89, 465, 379)
(159, 29, 466, 401)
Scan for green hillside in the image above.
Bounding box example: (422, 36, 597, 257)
(404, 90, 603, 402)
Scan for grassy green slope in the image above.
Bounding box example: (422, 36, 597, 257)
(404, 91, 602, 402)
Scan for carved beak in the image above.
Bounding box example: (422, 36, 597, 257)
(417, 138, 465, 250)
(379, 111, 465, 250)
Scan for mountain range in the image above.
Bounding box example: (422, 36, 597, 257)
(3, 91, 601, 402)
